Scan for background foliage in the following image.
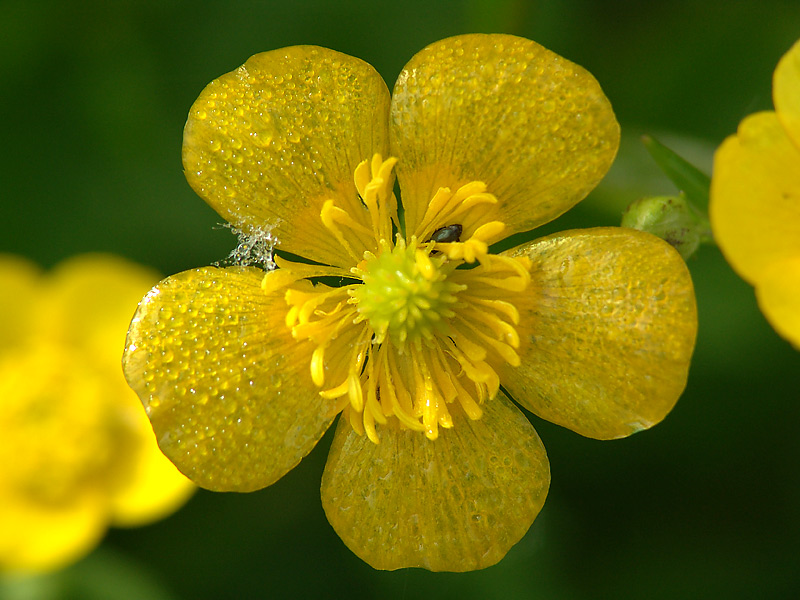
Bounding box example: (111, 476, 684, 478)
(2, 0, 798, 598)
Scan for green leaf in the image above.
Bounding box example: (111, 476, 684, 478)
(642, 135, 711, 209)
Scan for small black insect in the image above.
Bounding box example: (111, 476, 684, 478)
(428, 224, 462, 244)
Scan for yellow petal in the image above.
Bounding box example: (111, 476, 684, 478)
(391, 34, 619, 241)
(0, 346, 111, 573)
(0, 254, 40, 352)
(774, 38, 800, 148)
(37, 254, 160, 371)
(108, 375, 196, 527)
(0, 492, 106, 574)
(755, 256, 800, 349)
(320, 392, 550, 572)
(710, 111, 800, 284)
(183, 46, 390, 268)
(123, 267, 338, 492)
(501, 227, 697, 440)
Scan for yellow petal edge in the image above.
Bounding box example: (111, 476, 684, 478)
(183, 46, 391, 269)
(321, 391, 550, 571)
(1, 254, 195, 574)
(123, 267, 338, 492)
(391, 33, 620, 244)
(755, 257, 800, 349)
(774, 38, 800, 149)
(502, 228, 697, 440)
(710, 111, 800, 284)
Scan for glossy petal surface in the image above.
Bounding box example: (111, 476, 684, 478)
(32, 255, 197, 523)
(123, 267, 337, 492)
(321, 392, 550, 572)
(0, 255, 195, 573)
(183, 46, 391, 268)
(501, 228, 697, 440)
(774, 38, 800, 148)
(710, 112, 800, 284)
(755, 257, 800, 349)
(108, 374, 197, 527)
(391, 34, 619, 241)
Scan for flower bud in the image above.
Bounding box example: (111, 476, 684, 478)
(622, 194, 711, 260)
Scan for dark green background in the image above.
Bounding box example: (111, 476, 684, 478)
(2, 0, 798, 598)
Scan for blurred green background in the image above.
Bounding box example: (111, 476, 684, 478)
(2, 0, 799, 598)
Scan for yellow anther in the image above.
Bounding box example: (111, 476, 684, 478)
(415, 249, 436, 280)
(284, 156, 531, 443)
(310, 345, 326, 386)
(415, 181, 498, 241)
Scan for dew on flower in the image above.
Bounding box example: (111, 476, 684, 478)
(123, 33, 697, 572)
(0, 254, 195, 575)
(218, 222, 277, 270)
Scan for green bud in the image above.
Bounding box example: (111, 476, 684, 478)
(621, 194, 712, 260)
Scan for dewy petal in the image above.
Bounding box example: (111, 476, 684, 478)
(108, 375, 196, 527)
(183, 46, 391, 268)
(390, 34, 619, 241)
(320, 391, 550, 572)
(123, 267, 338, 492)
(710, 111, 800, 285)
(774, 38, 800, 149)
(501, 228, 697, 440)
(755, 256, 800, 349)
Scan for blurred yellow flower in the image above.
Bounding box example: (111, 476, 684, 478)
(0, 255, 195, 575)
(710, 38, 800, 349)
(123, 34, 697, 571)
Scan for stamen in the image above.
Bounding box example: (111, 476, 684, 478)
(354, 155, 398, 243)
(320, 200, 373, 263)
(437, 221, 506, 263)
(414, 181, 498, 242)
(283, 153, 531, 444)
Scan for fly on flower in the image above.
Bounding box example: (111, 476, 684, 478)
(123, 34, 697, 571)
(428, 224, 463, 244)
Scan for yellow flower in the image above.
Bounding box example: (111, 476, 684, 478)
(710, 38, 800, 349)
(123, 34, 697, 571)
(0, 255, 195, 575)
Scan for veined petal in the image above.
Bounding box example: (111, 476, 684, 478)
(183, 46, 390, 268)
(755, 256, 800, 349)
(501, 228, 697, 440)
(710, 111, 800, 284)
(391, 34, 619, 241)
(123, 267, 338, 492)
(774, 38, 800, 149)
(320, 391, 550, 572)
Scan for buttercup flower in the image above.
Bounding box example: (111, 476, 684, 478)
(0, 255, 194, 575)
(123, 34, 697, 571)
(710, 38, 800, 349)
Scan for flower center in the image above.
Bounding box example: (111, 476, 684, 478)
(351, 237, 462, 350)
(274, 154, 531, 443)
